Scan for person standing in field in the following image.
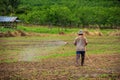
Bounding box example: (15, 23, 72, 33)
(74, 30, 88, 66)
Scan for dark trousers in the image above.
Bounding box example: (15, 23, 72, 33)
(76, 51, 85, 66)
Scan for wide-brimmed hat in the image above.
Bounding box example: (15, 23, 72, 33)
(78, 30, 83, 35)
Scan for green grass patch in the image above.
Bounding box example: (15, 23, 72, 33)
(36, 51, 75, 59)
(0, 25, 118, 36)
(0, 27, 16, 32)
(17, 25, 75, 34)
(0, 58, 17, 63)
(0, 26, 120, 62)
(17, 25, 119, 36)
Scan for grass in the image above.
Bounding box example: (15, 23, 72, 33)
(87, 36, 120, 54)
(18, 25, 117, 34)
(0, 26, 120, 62)
(1, 35, 116, 61)
(0, 27, 16, 32)
(0, 25, 117, 35)
(36, 36, 120, 59)
(17, 25, 73, 34)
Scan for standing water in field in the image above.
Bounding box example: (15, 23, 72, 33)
(18, 40, 66, 61)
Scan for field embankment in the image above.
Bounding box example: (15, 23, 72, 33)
(0, 26, 120, 37)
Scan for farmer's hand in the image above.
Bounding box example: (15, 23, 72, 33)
(64, 42, 68, 45)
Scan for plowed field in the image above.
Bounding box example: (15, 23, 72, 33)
(0, 34, 120, 80)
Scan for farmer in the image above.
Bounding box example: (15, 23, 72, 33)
(74, 30, 88, 66)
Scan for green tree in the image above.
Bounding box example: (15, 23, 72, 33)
(18, 0, 120, 28)
(9, 0, 20, 15)
(46, 5, 72, 26)
(0, 0, 9, 15)
(0, 0, 20, 15)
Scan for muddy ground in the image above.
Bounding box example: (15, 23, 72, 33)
(0, 54, 120, 80)
(0, 37, 120, 80)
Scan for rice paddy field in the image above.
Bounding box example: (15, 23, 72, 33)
(0, 26, 120, 80)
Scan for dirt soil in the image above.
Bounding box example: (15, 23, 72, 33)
(0, 39, 120, 80)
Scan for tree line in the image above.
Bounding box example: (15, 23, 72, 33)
(0, 0, 120, 28)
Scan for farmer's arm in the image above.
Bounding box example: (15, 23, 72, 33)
(74, 38, 77, 46)
(84, 37, 88, 46)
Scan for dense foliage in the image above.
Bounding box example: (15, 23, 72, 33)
(0, 0, 20, 15)
(0, 0, 120, 28)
